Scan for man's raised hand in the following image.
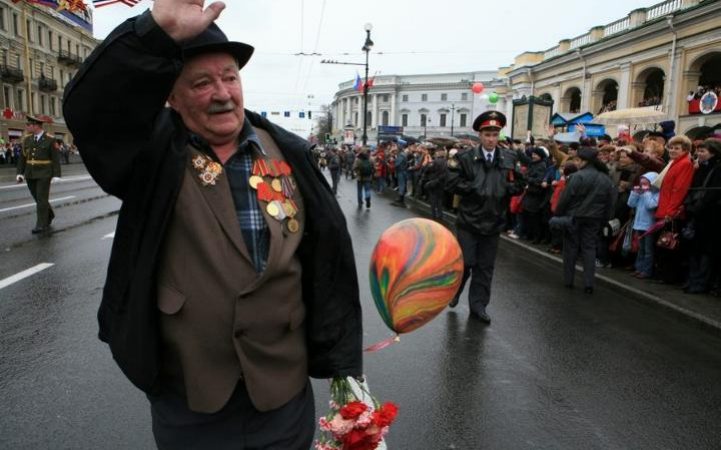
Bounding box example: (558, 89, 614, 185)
(151, 0, 226, 42)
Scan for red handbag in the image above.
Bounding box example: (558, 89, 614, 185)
(510, 193, 524, 214)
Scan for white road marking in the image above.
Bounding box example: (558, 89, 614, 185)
(102, 231, 115, 240)
(0, 195, 76, 213)
(0, 175, 93, 191)
(0, 263, 54, 290)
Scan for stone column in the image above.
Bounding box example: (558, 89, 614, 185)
(617, 62, 632, 110)
(391, 92, 397, 126)
(372, 93, 378, 128)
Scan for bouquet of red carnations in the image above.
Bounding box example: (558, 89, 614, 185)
(315, 376, 398, 450)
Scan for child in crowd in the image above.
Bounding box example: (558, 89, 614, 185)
(627, 172, 660, 279)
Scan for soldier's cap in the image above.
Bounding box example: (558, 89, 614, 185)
(182, 22, 254, 70)
(26, 114, 44, 125)
(473, 111, 506, 132)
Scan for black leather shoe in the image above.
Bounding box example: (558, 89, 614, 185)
(448, 296, 459, 308)
(31, 227, 48, 234)
(471, 309, 491, 323)
(584, 287, 594, 295)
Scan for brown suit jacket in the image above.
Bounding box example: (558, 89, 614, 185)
(156, 128, 308, 413)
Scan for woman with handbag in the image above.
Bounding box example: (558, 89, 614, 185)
(683, 139, 721, 294)
(654, 135, 696, 284)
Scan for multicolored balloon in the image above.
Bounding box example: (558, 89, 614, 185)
(369, 218, 464, 334)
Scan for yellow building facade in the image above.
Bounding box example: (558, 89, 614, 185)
(0, 0, 97, 143)
(505, 0, 721, 136)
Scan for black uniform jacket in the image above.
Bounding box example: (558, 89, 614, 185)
(446, 146, 525, 235)
(62, 12, 362, 393)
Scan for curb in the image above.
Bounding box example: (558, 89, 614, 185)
(395, 191, 721, 336)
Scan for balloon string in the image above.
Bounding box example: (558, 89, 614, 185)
(364, 334, 400, 352)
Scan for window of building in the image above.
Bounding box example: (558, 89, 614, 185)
(401, 114, 408, 127)
(420, 114, 427, 127)
(58, 35, 62, 51)
(421, 94, 428, 102)
(16, 88, 24, 111)
(39, 62, 44, 77)
(1, 50, 7, 67)
(460, 113, 467, 127)
(49, 65, 54, 79)
(440, 113, 447, 127)
(48, 31, 53, 50)
(0, 6, 6, 31)
(40, 94, 46, 114)
(441, 93, 447, 101)
(382, 110, 389, 126)
(461, 93, 468, 101)
(402, 94, 408, 102)
(37, 25, 43, 46)
(354, 112, 358, 126)
(67, 39, 71, 52)
(31, 92, 36, 113)
(76, 44, 80, 55)
(60, 69, 64, 85)
(50, 97, 56, 117)
(13, 13, 19, 36)
(26, 20, 32, 42)
(382, 94, 389, 102)
(15, 54, 21, 68)
(3, 86, 10, 108)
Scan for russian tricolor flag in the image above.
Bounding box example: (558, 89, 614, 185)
(353, 72, 362, 92)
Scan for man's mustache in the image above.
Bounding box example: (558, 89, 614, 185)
(207, 101, 236, 114)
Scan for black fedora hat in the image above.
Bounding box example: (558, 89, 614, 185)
(182, 22, 254, 70)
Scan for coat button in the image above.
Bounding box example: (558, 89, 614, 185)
(234, 330, 243, 338)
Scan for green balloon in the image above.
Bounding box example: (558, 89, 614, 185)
(488, 92, 499, 104)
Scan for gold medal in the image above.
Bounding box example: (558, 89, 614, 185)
(271, 178, 282, 192)
(283, 200, 295, 217)
(249, 175, 263, 189)
(266, 202, 280, 217)
(286, 218, 300, 233)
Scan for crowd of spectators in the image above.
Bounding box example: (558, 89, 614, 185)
(318, 122, 721, 297)
(598, 100, 617, 114)
(687, 85, 721, 100)
(638, 96, 662, 107)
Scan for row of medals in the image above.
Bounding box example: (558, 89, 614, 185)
(249, 159, 300, 234)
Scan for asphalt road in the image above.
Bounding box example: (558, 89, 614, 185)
(1, 169, 719, 449)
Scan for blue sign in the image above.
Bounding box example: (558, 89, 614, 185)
(377, 126, 403, 135)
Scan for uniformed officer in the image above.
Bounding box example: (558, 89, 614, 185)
(446, 111, 524, 323)
(16, 115, 61, 234)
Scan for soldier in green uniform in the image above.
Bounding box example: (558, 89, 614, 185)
(15, 115, 61, 234)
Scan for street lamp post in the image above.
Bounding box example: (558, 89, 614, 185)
(361, 23, 373, 146)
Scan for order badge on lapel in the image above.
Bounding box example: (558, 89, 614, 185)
(192, 154, 223, 186)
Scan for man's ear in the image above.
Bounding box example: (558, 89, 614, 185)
(167, 92, 177, 111)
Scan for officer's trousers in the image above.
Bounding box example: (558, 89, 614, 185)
(456, 228, 500, 313)
(26, 177, 53, 228)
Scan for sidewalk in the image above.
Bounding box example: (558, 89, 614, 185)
(394, 190, 721, 336)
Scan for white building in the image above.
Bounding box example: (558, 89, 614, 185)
(330, 71, 507, 144)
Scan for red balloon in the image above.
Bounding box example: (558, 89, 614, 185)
(471, 82, 484, 94)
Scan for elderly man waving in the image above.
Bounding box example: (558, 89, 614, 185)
(63, 1, 363, 448)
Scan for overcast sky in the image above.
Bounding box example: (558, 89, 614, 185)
(91, 0, 656, 118)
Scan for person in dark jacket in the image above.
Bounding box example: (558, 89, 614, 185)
(520, 148, 548, 243)
(555, 147, 616, 294)
(327, 147, 341, 195)
(445, 111, 525, 323)
(684, 139, 721, 294)
(63, 2, 362, 448)
(424, 149, 448, 220)
(391, 146, 409, 206)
